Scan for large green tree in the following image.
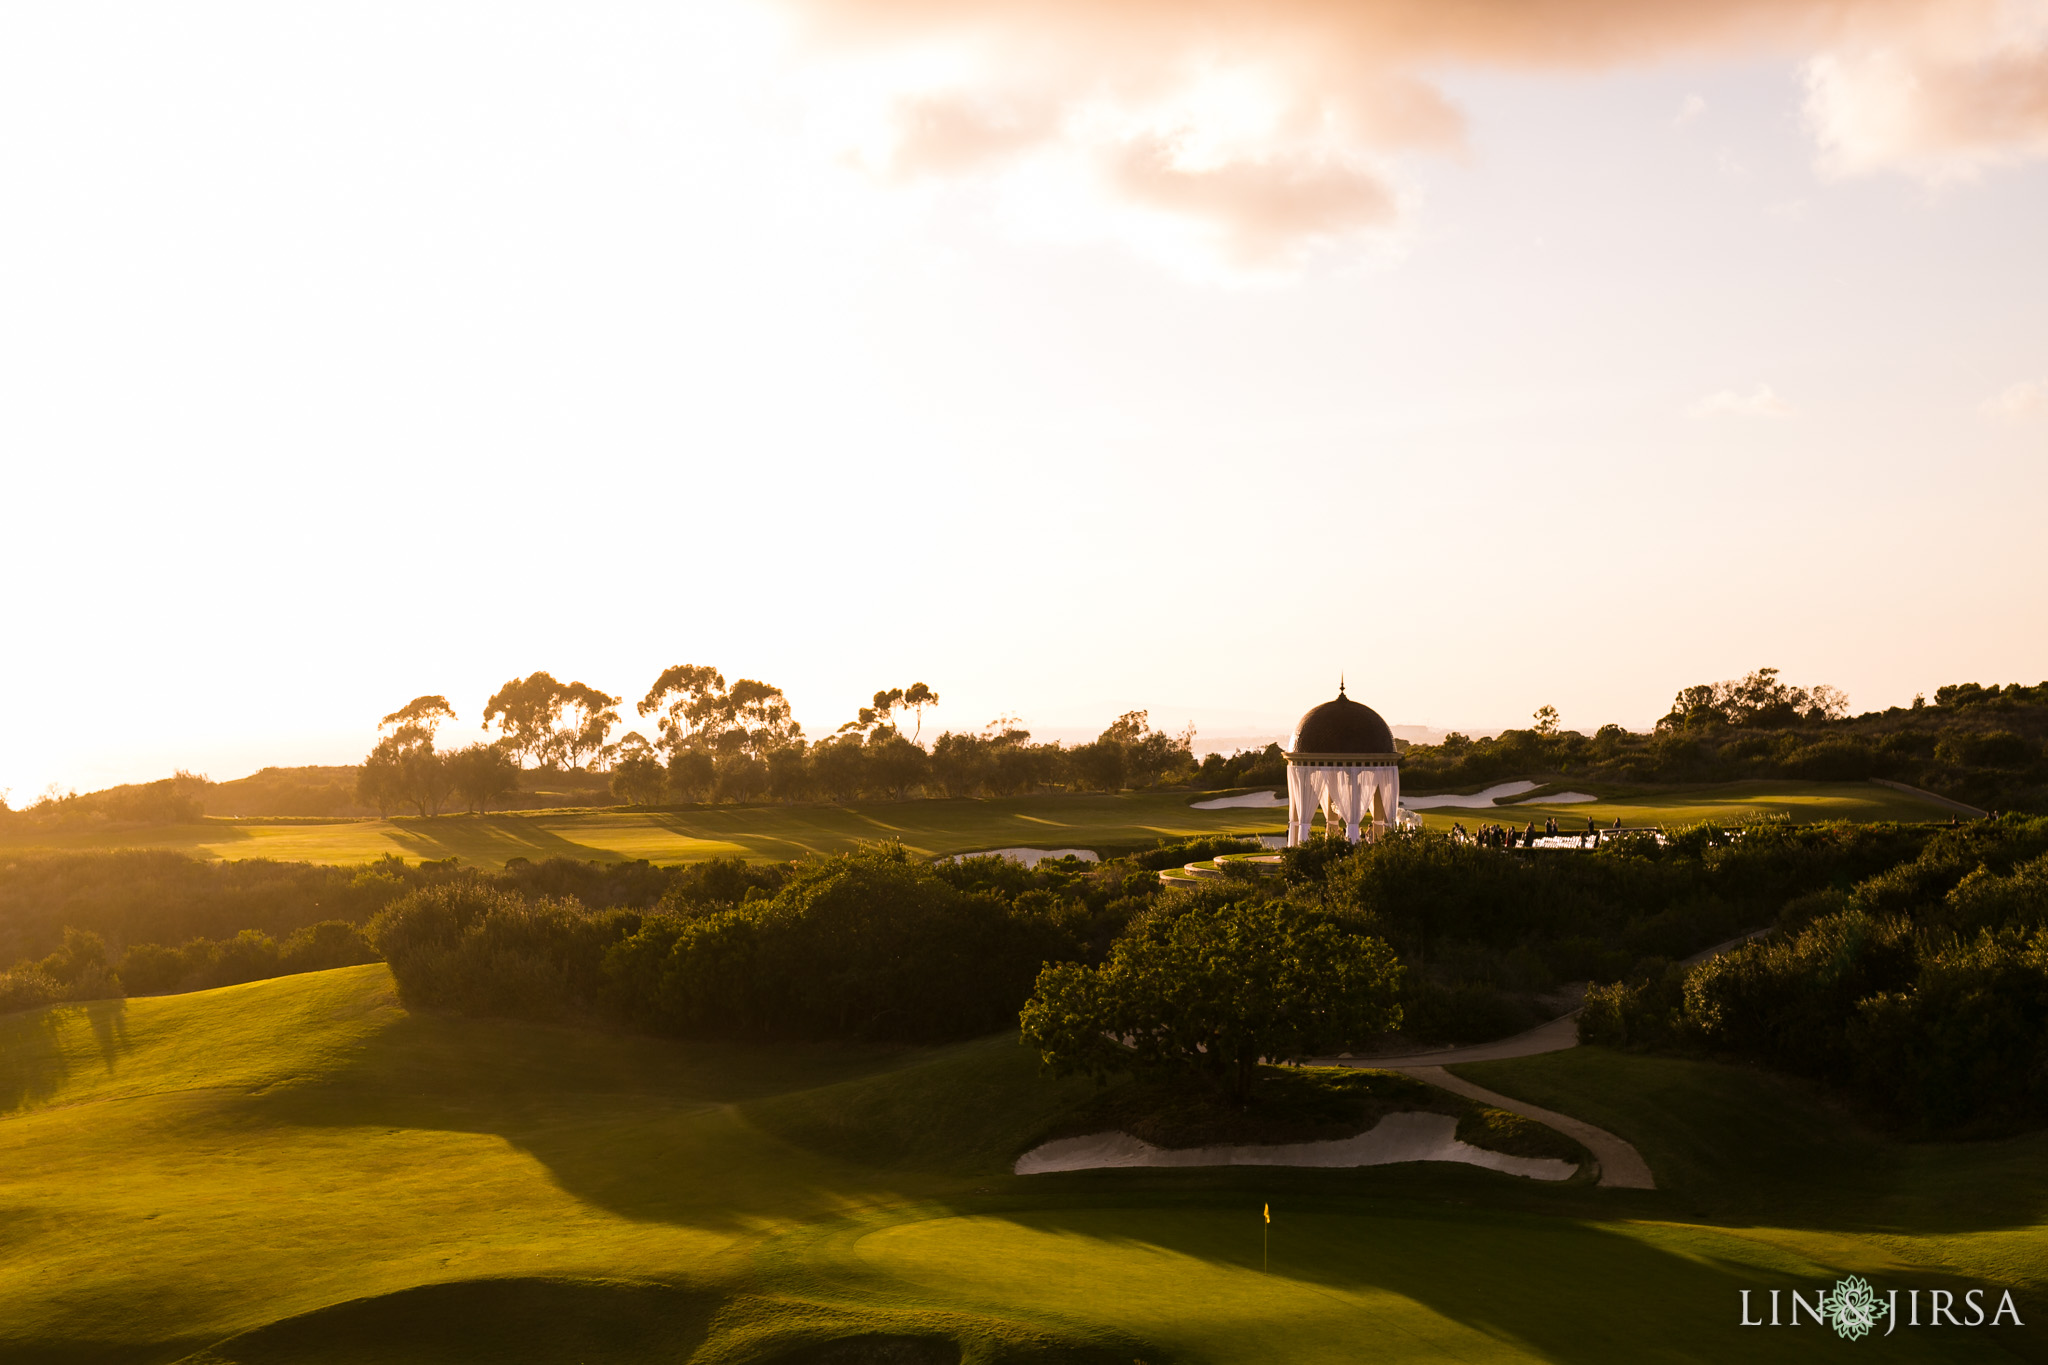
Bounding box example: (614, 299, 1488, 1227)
(1020, 894, 1404, 1102)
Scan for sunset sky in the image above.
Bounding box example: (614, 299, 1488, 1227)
(5, 0, 2047, 798)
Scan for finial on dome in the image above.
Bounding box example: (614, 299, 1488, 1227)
(1339, 674, 1346, 697)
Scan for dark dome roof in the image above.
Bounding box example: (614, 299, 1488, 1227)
(1289, 688, 1395, 755)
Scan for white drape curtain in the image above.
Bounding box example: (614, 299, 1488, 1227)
(1286, 764, 1402, 846)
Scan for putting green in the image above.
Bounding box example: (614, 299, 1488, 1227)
(4, 966, 2042, 1362)
(1406, 779, 1957, 832)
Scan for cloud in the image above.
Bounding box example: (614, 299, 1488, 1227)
(1982, 379, 2048, 419)
(778, 0, 2048, 265)
(1807, 36, 2048, 180)
(1688, 384, 1795, 418)
(1107, 137, 1400, 261)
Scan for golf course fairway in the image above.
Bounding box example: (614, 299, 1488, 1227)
(5, 965, 2042, 1363)
(0, 780, 1966, 870)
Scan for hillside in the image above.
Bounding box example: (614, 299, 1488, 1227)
(5, 966, 2045, 1363)
(1399, 680, 2048, 814)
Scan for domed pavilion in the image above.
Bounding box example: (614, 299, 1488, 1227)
(1285, 683, 1404, 846)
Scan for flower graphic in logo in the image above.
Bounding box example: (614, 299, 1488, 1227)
(1819, 1275, 1888, 1341)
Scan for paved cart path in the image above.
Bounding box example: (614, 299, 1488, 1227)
(1399, 1065, 1656, 1190)
(1305, 927, 1777, 1189)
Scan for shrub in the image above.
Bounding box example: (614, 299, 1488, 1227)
(0, 965, 59, 1014)
(606, 845, 1075, 1042)
(370, 880, 640, 1023)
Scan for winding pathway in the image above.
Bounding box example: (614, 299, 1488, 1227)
(1306, 927, 1777, 1189)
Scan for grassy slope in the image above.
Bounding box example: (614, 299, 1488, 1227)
(6, 967, 2044, 1364)
(0, 781, 1957, 868)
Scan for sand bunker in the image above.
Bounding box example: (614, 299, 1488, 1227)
(1190, 790, 1287, 810)
(1402, 781, 1541, 810)
(947, 848, 1100, 867)
(1014, 1111, 1575, 1181)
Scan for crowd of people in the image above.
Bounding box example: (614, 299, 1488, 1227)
(1449, 814, 1622, 849)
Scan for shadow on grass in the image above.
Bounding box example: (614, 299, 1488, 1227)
(229, 1006, 946, 1233)
(376, 815, 627, 865)
(1454, 1047, 2048, 1237)
(172, 1276, 720, 1365)
(0, 997, 128, 1114)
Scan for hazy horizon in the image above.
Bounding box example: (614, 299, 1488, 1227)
(6, 0, 2045, 801)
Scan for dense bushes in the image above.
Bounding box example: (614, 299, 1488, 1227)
(117, 921, 379, 995)
(0, 851, 426, 966)
(607, 848, 1083, 1040)
(0, 849, 785, 971)
(370, 844, 1137, 1041)
(1583, 817, 2048, 1133)
(0, 928, 120, 1011)
(371, 883, 640, 1023)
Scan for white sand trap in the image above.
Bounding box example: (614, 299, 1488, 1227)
(1014, 1111, 1576, 1181)
(1190, 790, 1286, 810)
(1401, 781, 1541, 810)
(946, 847, 1099, 867)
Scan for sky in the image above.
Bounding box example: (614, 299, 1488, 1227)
(4, 0, 2047, 799)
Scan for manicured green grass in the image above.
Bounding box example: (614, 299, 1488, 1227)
(1407, 779, 1958, 833)
(0, 793, 1285, 869)
(0, 780, 1961, 870)
(5, 967, 2043, 1362)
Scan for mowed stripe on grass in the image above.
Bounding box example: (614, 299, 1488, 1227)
(0, 792, 1286, 869)
(0, 781, 1964, 869)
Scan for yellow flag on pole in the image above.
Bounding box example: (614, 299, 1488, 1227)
(1263, 1203, 1270, 1224)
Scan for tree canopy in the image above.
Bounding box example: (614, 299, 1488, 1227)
(638, 664, 801, 759)
(1020, 893, 1404, 1101)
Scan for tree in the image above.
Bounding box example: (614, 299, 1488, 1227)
(1533, 704, 1559, 736)
(766, 744, 813, 803)
(382, 695, 456, 740)
(359, 694, 456, 817)
(809, 734, 870, 801)
(1020, 895, 1404, 1102)
(483, 673, 569, 767)
(546, 682, 622, 770)
(1068, 738, 1126, 792)
(483, 673, 620, 769)
(447, 742, 520, 813)
(901, 682, 939, 743)
(609, 732, 668, 806)
(865, 731, 931, 800)
(639, 664, 801, 759)
(1656, 668, 1851, 732)
(667, 748, 717, 802)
